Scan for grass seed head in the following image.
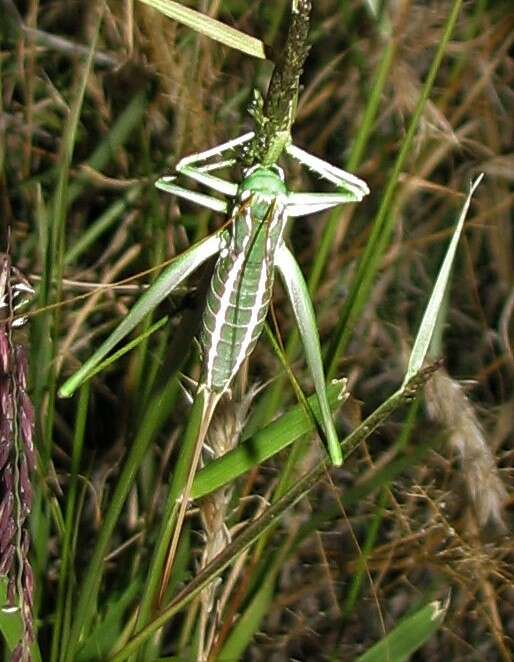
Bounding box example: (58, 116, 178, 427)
(426, 369, 507, 529)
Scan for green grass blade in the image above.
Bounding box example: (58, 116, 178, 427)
(76, 579, 143, 661)
(133, 389, 211, 643)
(82, 316, 169, 385)
(218, 579, 275, 661)
(64, 184, 143, 265)
(355, 599, 448, 662)
(0, 578, 23, 651)
(137, 0, 266, 59)
(30, 17, 101, 648)
(191, 380, 347, 500)
(51, 383, 90, 662)
(403, 174, 483, 385)
(63, 373, 181, 661)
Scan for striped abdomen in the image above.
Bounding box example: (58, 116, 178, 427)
(200, 187, 287, 393)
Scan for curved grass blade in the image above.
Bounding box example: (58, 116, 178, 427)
(326, 0, 465, 378)
(191, 379, 347, 500)
(137, 0, 266, 59)
(355, 598, 448, 662)
(403, 174, 483, 385)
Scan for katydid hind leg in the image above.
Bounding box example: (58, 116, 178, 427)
(275, 245, 343, 466)
(59, 232, 223, 398)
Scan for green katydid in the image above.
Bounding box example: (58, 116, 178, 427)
(59, 129, 368, 595)
(155, 130, 369, 467)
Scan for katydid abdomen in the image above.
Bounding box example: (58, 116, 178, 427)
(201, 171, 288, 393)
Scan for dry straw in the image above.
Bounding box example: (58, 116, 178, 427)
(198, 388, 257, 660)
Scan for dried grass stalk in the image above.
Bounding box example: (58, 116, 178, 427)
(198, 389, 256, 661)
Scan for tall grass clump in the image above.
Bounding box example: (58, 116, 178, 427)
(0, 0, 512, 660)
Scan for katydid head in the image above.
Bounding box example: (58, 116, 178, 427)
(240, 165, 286, 196)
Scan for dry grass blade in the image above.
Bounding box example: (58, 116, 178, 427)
(137, 0, 266, 59)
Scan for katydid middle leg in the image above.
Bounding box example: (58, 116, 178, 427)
(286, 142, 369, 200)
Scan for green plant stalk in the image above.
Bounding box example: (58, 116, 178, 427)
(63, 373, 181, 661)
(50, 383, 90, 662)
(442, 0, 487, 110)
(249, 34, 396, 435)
(327, 0, 464, 379)
(31, 20, 100, 636)
(134, 390, 208, 645)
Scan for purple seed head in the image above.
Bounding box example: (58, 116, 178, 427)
(0, 328, 9, 374)
(0, 258, 35, 656)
